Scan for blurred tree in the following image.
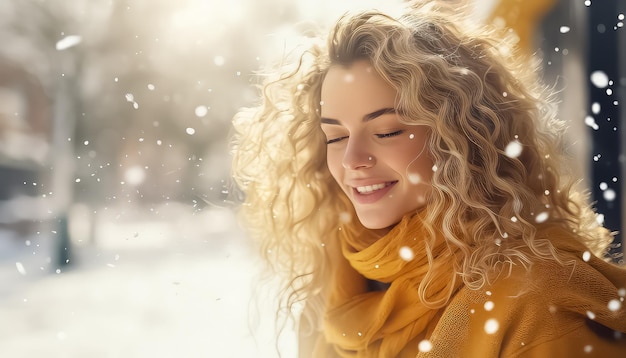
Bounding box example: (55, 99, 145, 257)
(0, 0, 307, 252)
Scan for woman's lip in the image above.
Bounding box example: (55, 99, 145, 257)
(351, 181, 397, 204)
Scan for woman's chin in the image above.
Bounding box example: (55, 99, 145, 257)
(356, 214, 399, 234)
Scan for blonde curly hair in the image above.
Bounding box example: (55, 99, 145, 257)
(231, 0, 612, 334)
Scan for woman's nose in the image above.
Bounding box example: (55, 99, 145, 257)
(342, 138, 375, 169)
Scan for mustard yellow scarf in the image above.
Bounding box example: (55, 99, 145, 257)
(316, 212, 462, 357)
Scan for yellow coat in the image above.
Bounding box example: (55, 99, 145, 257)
(421, 252, 626, 357)
(300, 215, 626, 357)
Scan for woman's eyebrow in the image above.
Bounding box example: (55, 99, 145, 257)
(320, 107, 396, 125)
(364, 107, 396, 121)
(320, 117, 341, 125)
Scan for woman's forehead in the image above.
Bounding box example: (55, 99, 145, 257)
(320, 61, 397, 117)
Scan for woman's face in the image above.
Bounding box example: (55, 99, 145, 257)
(320, 60, 434, 232)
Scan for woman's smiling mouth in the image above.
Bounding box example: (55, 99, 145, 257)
(351, 181, 398, 203)
(355, 181, 397, 194)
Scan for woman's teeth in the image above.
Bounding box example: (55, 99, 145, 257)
(356, 183, 388, 194)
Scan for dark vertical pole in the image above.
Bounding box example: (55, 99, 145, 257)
(620, 1, 626, 264)
(587, 1, 624, 263)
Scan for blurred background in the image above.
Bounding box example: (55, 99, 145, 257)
(0, 0, 623, 357)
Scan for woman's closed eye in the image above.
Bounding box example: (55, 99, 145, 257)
(376, 130, 405, 139)
(326, 136, 348, 144)
(326, 130, 405, 144)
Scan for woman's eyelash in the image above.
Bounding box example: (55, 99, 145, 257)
(376, 130, 404, 139)
(326, 130, 404, 144)
(326, 136, 347, 144)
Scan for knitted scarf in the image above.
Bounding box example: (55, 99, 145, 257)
(303, 216, 626, 357)
(317, 211, 462, 357)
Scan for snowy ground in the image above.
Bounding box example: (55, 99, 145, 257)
(0, 203, 297, 358)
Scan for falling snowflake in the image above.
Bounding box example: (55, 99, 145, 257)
(15, 262, 26, 275)
(505, 140, 523, 158)
(608, 299, 622, 312)
(399, 246, 414, 261)
(484, 301, 494, 311)
(585, 116, 600, 130)
(418, 340, 433, 352)
(603, 189, 616, 202)
(534, 211, 549, 223)
(56, 35, 82, 50)
(484, 319, 499, 334)
(591, 102, 601, 114)
(195, 105, 208, 117)
(590, 71, 609, 88)
(408, 173, 421, 184)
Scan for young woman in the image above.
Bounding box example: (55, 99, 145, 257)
(231, 1, 626, 356)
